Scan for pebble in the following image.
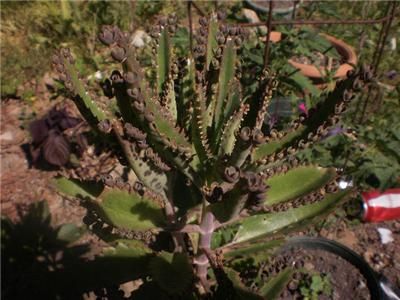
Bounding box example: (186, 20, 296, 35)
(0, 131, 13, 141)
(242, 8, 267, 34)
(377, 227, 394, 244)
(131, 30, 151, 48)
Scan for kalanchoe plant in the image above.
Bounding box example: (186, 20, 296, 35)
(53, 13, 372, 298)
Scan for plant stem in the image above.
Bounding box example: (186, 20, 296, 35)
(195, 210, 215, 292)
(166, 173, 187, 253)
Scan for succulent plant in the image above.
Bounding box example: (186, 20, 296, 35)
(53, 13, 371, 298)
(29, 107, 82, 166)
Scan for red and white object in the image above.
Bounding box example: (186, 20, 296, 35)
(362, 188, 400, 222)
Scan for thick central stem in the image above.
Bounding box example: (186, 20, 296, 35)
(195, 211, 215, 291)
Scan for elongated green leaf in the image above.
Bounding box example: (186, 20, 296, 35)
(192, 85, 212, 162)
(105, 239, 152, 256)
(62, 57, 107, 123)
(53, 177, 104, 200)
(149, 251, 193, 295)
(218, 103, 249, 157)
(95, 189, 166, 230)
(164, 79, 177, 122)
(265, 166, 336, 205)
(177, 57, 195, 131)
(205, 16, 218, 71)
(156, 29, 177, 121)
(213, 39, 236, 134)
(253, 73, 361, 163)
(259, 267, 294, 299)
(145, 96, 192, 152)
(225, 268, 264, 300)
(233, 190, 350, 244)
(54, 239, 152, 292)
(223, 80, 242, 122)
(122, 148, 168, 197)
(137, 96, 198, 184)
(157, 28, 170, 93)
(252, 129, 304, 161)
(289, 71, 320, 96)
(224, 239, 284, 259)
(223, 240, 284, 269)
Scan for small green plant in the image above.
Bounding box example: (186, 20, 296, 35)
(300, 274, 332, 300)
(52, 13, 371, 298)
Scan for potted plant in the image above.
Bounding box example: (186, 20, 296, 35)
(271, 27, 358, 86)
(50, 13, 371, 298)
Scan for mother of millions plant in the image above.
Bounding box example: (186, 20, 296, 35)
(53, 12, 372, 299)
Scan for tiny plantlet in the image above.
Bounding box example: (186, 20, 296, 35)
(53, 13, 372, 298)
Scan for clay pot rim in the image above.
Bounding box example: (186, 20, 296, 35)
(267, 31, 357, 79)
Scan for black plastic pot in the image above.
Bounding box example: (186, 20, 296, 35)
(280, 237, 400, 300)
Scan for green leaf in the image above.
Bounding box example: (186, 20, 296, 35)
(211, 223, 241, 249)
(252, 129, 304, 161)
(265, 166, 336, 205)
(157, 28, 170, 94)
(259, 267, 294, 299)
(210, 189, 248, 223)
(213, 39, 237, 140)
(149, 251, 193, 295)
(233, 190, 350, 244)
(95, 189, 166, 230)
(56, 223, 85, 243)
(105, 239, 152, 257)
(144, 95, 193, 159)
(62, 56, 107, 123)
(123, 152, 168, 198)
(224, 239, 284, 258)
(55, 239, 152, 291)
(53, 177, 104, 200)
(176, 56, 195, 132)
(289, 71, 320, 96)
(254, 74, 360, 163)
(205, 16, 218, 71)
(225, 268, 264, 300)
(192, 84, 212, 163)
(218, 103, 249, 157)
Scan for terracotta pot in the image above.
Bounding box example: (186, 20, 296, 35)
(290, 34, 357, 80)
(269, 32, 357, 82)
(259, 31, 282, 43)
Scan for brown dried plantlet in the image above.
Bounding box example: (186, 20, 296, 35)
(127, 88, 140, 99)
(110, 70, 124, 84)
(239, 126, 252, 142)
(133, 101, 145, 112)
(98, 119, 112, 133)
(136, 139, 149, 149)
(223, 166, 240, 183)
(124, 72, 138, 84)
(111, 46, 126, 62)
(144, 111, 155, 122)
(99, 25, 115, 46)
